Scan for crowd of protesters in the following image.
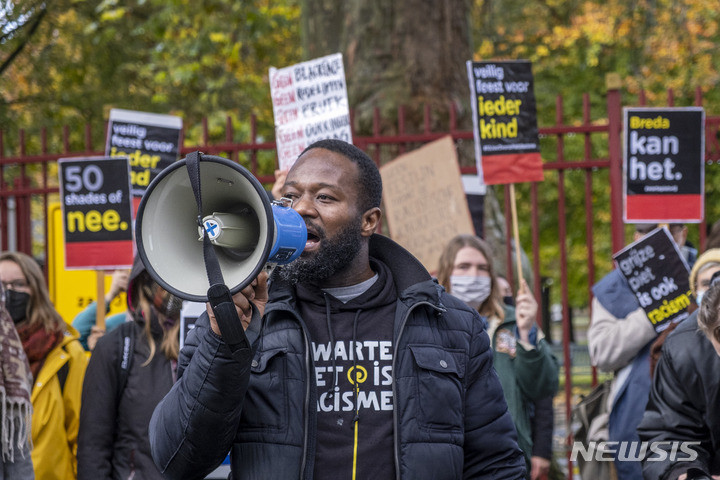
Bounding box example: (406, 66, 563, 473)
(0, 139, 717, 480)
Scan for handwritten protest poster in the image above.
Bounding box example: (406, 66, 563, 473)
(613, 227, 692, 332)
(58, 157, 134, 269)
(269, 53, 352, 171)
(466, 60, 543, 185)
(380, 136, 475, 274)
(105, 108, 183, 211)
(623, 107, 705, 223)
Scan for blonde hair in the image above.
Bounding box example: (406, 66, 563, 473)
(134, 274, 180, 366)
(0, 251, 65, 333)
(436, 234, 505, 320)
(689, 248, 720, 295)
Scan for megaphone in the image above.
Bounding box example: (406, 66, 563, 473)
(135, 153, 306, 303)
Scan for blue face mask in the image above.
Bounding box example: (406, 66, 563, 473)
(696, 290, 705, 306)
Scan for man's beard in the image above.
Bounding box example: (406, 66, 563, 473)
(278, 219, 363, 285)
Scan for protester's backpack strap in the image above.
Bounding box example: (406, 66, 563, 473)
(116, 321, 135, 405)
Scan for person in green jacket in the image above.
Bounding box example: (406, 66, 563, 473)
(437, 234, 559, 480)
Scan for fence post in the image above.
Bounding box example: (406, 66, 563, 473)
(606, 73, 624, 254)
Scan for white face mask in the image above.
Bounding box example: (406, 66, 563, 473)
(450, 275, 492, 308)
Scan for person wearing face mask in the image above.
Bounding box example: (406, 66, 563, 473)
(496, 274, 515, 307)
(436, 234, 559, 480)
(77, 255, 182, 480)
(0, 281, 34, 479)
(0, 251, 88, 480)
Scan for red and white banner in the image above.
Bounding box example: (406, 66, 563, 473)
(270, 53, 352, 171)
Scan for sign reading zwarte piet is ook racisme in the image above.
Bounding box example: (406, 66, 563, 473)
(613, 227, 692, 333)
(58, 157, 134, 270)
(623, 107, 705, 223)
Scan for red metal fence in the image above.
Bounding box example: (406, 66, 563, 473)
(2, 85, 720, 477)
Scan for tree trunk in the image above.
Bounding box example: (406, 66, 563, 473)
(301, 1, 529, 287)
(303, 0, 473, 137)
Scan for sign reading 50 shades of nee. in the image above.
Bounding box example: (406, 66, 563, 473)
(58, 157, 134, 270)
(623, 107, 705, 223)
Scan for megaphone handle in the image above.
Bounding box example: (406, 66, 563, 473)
(207, 283, 252, 361)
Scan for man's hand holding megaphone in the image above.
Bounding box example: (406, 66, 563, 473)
(206, 271, 269, 336)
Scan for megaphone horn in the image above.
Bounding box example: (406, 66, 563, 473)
(135, 153, 306, 302)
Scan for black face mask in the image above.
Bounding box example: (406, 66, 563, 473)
(4, 289, 30, 324)
(502, 295, 515, 307)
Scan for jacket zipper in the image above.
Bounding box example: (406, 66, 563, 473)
(300, 321, 312, 480)
(392, 301, 446, 480)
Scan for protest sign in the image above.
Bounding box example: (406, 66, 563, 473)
(613, 227, 692, 332)
(623, 107, 704, 223)
(466, 60, 543, 185)
(58, 157, 134, 270)
(47, 203, 128, 325)
(380, 136, 474, 274)
(269, 52, 352, 171)
(179, 301, 205, 350)
(105, 108, 182, 210)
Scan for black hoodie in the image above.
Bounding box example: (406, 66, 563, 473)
(296, 258, 398, 480)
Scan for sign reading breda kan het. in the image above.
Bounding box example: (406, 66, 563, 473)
(623, 107, 705, 223)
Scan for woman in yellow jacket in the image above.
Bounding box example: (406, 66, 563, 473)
(0, 251, 88, 480)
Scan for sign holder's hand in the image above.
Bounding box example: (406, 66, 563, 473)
(515, 278, 538, 343)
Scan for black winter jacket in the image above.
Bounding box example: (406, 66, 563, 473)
(78, 317, 175, 480)
(638, 311, 720, 479)
(149, 234, 526, 479)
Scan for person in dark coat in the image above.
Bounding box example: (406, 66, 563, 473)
(638, 273, 720, 480)
(149, 139, 526, 479)
(77, 256, 182, 480)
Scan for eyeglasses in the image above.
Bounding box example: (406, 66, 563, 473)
(1, 279, 28, 291)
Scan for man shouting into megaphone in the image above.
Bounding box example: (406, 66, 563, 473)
(149, 139, 527, 480)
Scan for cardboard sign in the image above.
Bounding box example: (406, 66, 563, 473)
(380, 136, 475, 274)
(58, 157, 134, 269)
(613, 227, 692, 332)
(623, 107, 705, 223)
(269, 53, 352, 171)
(466, 60, 544, 185)
(105, 109, 183, 210)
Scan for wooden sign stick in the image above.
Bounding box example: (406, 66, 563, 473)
(95, 270, 106, 330)
(509, 183, 524, 287)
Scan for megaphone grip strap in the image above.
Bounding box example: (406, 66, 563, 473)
(207, 283, 251, 359)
